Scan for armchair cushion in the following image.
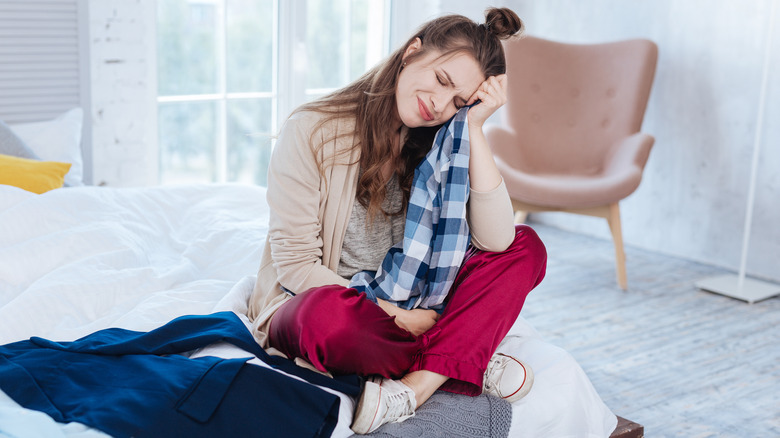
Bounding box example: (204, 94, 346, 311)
(492, 131, 654, 209)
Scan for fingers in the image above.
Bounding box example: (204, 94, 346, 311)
(414, 308, 440, 319)
(467, 90, 480, 106)
(468, 75, 508, 107)
(399, 308, 440, 335)
(482, 76, 507, 105)
(495, 74, 507, 91)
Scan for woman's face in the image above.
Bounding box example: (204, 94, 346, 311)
(396, 45, 485, 129)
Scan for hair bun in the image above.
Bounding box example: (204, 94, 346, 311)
(484, 7, 524, 39)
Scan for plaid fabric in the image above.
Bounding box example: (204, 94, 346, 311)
(349, 108, 471, 311)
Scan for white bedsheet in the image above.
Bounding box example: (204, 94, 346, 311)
(0, 183, 616, 438)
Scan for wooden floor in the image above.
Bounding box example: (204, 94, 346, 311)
(520, 222, 780, 438)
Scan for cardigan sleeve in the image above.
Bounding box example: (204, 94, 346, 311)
(467, 178, 516, 252)
(265, 112, 351, 293)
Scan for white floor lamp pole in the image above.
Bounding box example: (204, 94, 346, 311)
(696, 0, 780, 304)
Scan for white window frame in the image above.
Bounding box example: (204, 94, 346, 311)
(157, 0, 390, 184)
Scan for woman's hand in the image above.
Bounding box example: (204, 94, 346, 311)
(464, 74, 507, 192)
(377, 299, 440, 336)
(394, 308, 440, 336)
(465, 74, 508, 129)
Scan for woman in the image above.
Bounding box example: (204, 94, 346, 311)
(247, 7, 547, 434)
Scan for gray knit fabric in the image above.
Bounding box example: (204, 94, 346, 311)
(352, 391, 512, 438)
(338, 174, 405, 278)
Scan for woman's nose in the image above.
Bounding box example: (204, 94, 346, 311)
(431, 92, 452, 113)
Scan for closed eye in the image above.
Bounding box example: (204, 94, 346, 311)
(438, 70, 467, 109)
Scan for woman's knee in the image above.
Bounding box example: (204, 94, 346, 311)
(285, 285, 365, 340)
(503, 225, 548, 287)
(275, 285, 418, 376)
(269, 286, 367, 365)
(511, 225, 547, 263)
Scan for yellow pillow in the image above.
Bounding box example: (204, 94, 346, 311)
(0, 153, 71, 194)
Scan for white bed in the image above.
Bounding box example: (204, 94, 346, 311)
(0, 182, 617, 438)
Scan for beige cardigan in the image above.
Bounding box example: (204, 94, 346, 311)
(248, 110, 516, 347)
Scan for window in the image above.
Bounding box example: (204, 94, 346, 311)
(156, 0, 389, 186)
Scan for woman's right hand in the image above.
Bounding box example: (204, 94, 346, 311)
(395, 308, 440, 336)
(378, 298, 440, 336)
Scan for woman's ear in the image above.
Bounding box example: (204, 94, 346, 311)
(402, 37, 423, 61)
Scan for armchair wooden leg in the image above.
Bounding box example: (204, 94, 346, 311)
(607, 203, 628, 290)
(510, 199, 529, 224)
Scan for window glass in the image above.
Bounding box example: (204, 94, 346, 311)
(158, 101, 218, 184)
(350, 0, 369, 79)
(226, 99, 273, 185)
(157, 0, 218, 95)
(306, 0, 348, 90)
(226, 0, 274, 93)
(157, 0, 388, 186)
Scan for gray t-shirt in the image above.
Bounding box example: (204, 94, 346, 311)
(338, 174, 405, 279)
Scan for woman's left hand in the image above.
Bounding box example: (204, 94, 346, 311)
(466, 74, 508, 129)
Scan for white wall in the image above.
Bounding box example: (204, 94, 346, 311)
(86, 0, 157, 187)
(441, 0, 780, 283)
(389, 0, 440, 46)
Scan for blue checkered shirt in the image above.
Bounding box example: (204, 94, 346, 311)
(349, 108, 471, 311)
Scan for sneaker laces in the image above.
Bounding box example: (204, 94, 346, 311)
(383, 385, 416, 423)
(483, 354, 504, 392)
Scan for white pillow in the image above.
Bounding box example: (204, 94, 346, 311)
(8, 108, 85, 187)
(0, 120, 40, 160)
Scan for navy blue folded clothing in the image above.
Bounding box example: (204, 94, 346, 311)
(0, 311, 361, 438)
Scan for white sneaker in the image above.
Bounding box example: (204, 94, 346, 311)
(351, 377, 417, 434)
(483, 352, 534, 403)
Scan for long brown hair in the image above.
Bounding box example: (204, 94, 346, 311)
(295, 7, 523, 220)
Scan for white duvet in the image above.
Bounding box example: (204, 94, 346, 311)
(0, 183, 616, 438)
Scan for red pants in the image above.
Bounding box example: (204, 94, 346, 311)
(268, 225, 547, 396)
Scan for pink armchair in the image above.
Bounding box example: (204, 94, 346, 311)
(486, 36, 658, 290)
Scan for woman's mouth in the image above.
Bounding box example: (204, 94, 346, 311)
(417, 97, 434, 121)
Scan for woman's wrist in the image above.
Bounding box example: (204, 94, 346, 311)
(467, 117, 485, 132)
(377, 298, 401, 318)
